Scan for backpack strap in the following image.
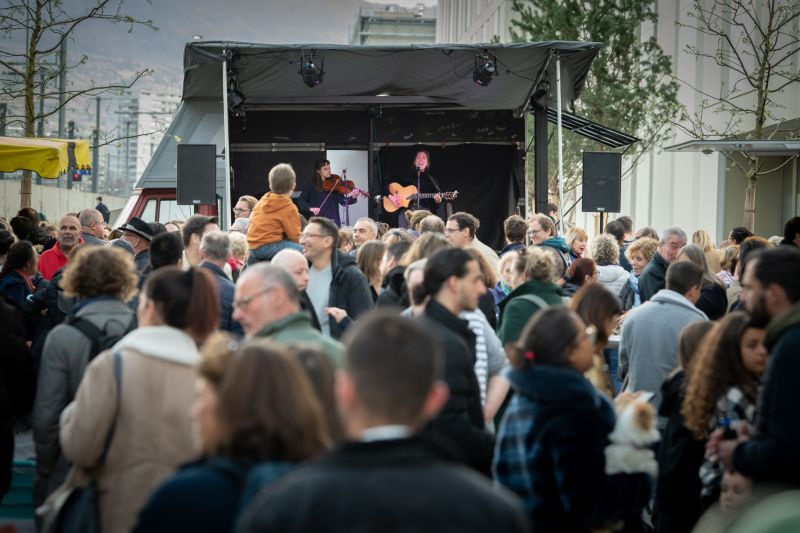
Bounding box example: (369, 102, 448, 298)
(66, 316, 104, 360)
(514, 293, 550, 310)
(98, 351, 122, 467)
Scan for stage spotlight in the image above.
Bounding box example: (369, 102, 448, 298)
(228, 87, 245, 109)
(473, 53, 497, 87)
(300, 55, 324, 88)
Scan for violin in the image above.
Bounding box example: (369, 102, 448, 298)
(321, 171, 369, 198)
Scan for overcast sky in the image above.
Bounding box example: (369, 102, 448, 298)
(16, 0, 438, 92)
(2, 1, 436, 135)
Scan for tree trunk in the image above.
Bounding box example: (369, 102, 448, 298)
(743, 174, 757, 232)
(20, 170, 32, 208)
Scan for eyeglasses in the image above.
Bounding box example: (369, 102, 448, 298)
(527, 228, 543, 236)
(300, 232, 326, 239)
(444, 227, 462, 234)
(232, 287, 274, 309)
(233, 208, 251, 214)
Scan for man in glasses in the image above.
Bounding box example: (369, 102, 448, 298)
(232, 263, 342, 365)
(300, 217, 373, 340)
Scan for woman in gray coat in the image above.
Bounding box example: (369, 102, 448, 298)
(32, 245, 138, 505)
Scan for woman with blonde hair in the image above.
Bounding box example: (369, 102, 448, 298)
(620, 237, 658, 310)
(682, 312, 767, 508)
(32, 246, 138, 503)
(58, 267, 219, 532)
(497, 247, 563, 345)
(692, 229, 722, 274)
(135, 336, 329, 531)
(565, 226, 588, 262)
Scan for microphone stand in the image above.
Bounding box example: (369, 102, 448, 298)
(341, 168, 352, 227)
(416, 166, 421, 211)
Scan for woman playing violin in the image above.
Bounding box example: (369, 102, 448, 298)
(300, 159, 363, 227)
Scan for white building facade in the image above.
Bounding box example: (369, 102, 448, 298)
(437, 0, 800, 242)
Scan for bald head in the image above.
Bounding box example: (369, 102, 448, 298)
(271, 248, 310, 290)
(58, 215, 81, 252)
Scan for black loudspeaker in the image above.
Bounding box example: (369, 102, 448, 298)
(177, 144, 216, 205)
(582, 152, 621, 213)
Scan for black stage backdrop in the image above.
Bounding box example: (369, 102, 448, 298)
(376, 145, 521, 251)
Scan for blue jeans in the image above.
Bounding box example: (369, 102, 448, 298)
(247, 240, 303, 265)
(605, 348, 621, 394)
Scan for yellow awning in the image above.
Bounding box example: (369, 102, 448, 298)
(0, 136, 92, 179)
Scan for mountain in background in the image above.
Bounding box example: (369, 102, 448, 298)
(65, 0, 429, 95)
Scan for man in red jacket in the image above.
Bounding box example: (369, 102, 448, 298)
(38, 214, 81, 280)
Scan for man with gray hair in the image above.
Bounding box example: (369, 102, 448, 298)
(352, 217, 378, 253)
(233, 263, 343, 365)
(78, 208, 106, 246)
(200, 231, 242, 335)
(638, 227, 688, 303)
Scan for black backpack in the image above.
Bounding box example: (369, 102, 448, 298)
(65, 316, 135, 361)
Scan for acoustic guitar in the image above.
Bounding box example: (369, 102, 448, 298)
(382, 182, 459, 213)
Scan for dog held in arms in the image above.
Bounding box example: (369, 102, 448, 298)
(605, 395, 659, 478)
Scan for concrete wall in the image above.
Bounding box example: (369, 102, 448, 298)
(0, 180, 128, 224)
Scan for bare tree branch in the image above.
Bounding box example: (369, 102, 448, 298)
(755, 155, 799, 176)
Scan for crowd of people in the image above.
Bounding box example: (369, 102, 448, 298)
(1, 165, 800, 532)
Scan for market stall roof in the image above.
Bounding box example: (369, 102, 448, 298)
(183, 41, 602, 112)
(665, 139, 800, 156)
(0, 136, 92, 178)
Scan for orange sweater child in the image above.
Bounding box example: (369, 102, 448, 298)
(247, 192, 300, 248)
(246, 163, 304, 265)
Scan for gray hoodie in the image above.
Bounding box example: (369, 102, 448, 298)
(619, 289, 707, 410)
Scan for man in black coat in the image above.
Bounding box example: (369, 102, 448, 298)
(198, 231, 242, 335)
(238, 311, 528, 533)
(302, 217, 373, 339)
(419, 247, 495, 476)
(719, 247, 800, 485)
(638, 227, 687, 302)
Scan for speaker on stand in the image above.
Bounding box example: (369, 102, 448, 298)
(581, 152, 621, 214)
(177, 144, 217, 206)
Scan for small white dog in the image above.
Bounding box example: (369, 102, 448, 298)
(605, 398, 660, 478)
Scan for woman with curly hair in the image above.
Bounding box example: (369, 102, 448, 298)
(681, 311, 768, 508)
(134, 336, 329, 532)
(32, 245, 137, 504)
(590, 234, 628, 297)
(497, 247, 564, 345)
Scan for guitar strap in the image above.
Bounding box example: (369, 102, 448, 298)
(425, 172, 443, 193)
